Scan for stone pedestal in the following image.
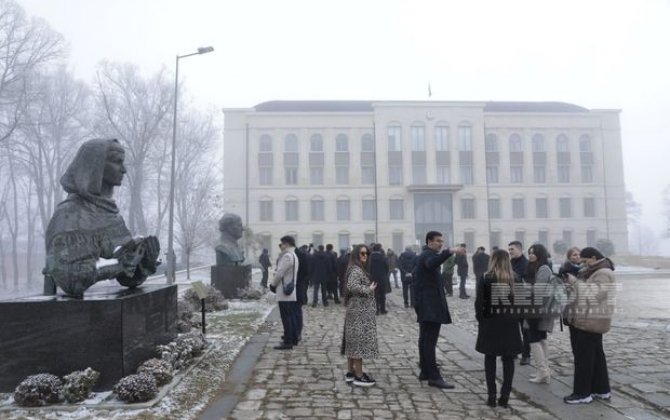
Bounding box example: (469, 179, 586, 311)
(0, 283, 177, 391)
(211, 265, 251, 299)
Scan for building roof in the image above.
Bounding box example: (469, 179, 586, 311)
(253, 100, 589, 113)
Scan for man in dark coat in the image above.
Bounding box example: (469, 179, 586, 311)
(310, 245, 331, 307)
(368, 243, 389, 314)
(294, 245, 310, 341)
(259, 248, 271, 289)
(325, 244, 340, 303)
(472, 246, 490, 280)
(398, 246, 417, 308)
(454, 243, 470, 299)
(508, 240, 531, 365)
(414, 231, 464, 389)
(337, 249, 349, 297)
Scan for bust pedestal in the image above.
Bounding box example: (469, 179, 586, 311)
(0, 283, 177, 391)
(210, 265, 251, 299)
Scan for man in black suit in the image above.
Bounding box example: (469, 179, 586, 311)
(414, 231, 464, 389)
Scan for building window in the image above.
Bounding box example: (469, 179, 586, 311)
(536, 198, 548, 218)
(532, 134, 545, 152)
(488, 198, 501, 219)
(284, 134, 298, 152)
(312, 232, 324, 247)
(485, 133, 498, 152)
(581, 166, 593, 183)
(461, 198, 476, 219)
(259, 167, 273, 186)
(311, 198, 325, 221)
(259, 200, 273, 222)
(412, 165, 427, 184)
(563, 230, 573, 246)
(364, 232, 376, 245)
(336, 134, 349, 152)
(556, 134, 569, 152)
(338, 232, 350, 251)
(310, 167, 324, 185)
(361, 133, 374, 151)
(509, 134, 523, 152)
(388, 124, 402, 151)
(337, 199, 350, 221)
(362, 166, 375, 184)
(435, 125, 449, 151)
(336, 166, 349, 184)
(512, 198, 525, 218)
(538, 229, 549, 247)
(436, 166, 450, 183)
(584, 197, 596, 217)
(458, 124, 472, 151)
(559, 197, 572, 218)
(389, 165, 403, 185)
(486, 166, 499, 183)
(533, 166, 546, 183)
(490, 231, 501, 250)
(285, 199, 298, 221)
(579, 135, 592, 152)
(558, 165, 570, 183)
(510, 165, 523, 183)
(392, 232, 403, 253)
(464, 231, 475, 248)
(411, 125, 425, 151)
(390, 199, 404, 220)
(460, 166, 473, 184)
(285, 167, 298, 185)
(259, 134, 273, 152)
(362, 199, 376, 220)
(586, 229, 597, 247)
(515, 230, 526, 244)
(310, 134, 323, 152)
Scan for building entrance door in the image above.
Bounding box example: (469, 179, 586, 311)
(413, 193, 454, 245)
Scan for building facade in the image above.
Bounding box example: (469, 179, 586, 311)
(223, 100, 628, 256)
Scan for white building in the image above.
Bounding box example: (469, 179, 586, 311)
(223, 100, 627, 256)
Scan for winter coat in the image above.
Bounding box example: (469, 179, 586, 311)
(310, 250, 332, 285)
(414, 247, 453, 324)
(455, 254, 469, 277)
(558, 261, 581, 279)
(527, 264, 555, 333)
(398, 250, 417, 275)
(387, 252, 398, 271)
(472, 252, 490, 278)
(475, 273, 524, 356)
(270, 247, 298, 302)
(259, 252, 271, 270)
(328, 251, 339, 285)
(342, 265, 378, 359)
(368, 251, 390, 293)
(565, 258, 616, 334)
(295, 247, 310, 305)
(511, 255, 528, 283)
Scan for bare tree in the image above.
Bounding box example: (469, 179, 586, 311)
(173, 111, 220, 278)
(94, 62, 173, 234)
(0, 0, 64, 143)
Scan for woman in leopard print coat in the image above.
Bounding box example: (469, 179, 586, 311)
(342, 244, 378, 385)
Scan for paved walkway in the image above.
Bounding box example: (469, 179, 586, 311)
(200, 280, 669, 420)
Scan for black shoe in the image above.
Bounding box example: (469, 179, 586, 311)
(563, 394, 593, 404)
(380, 310, 388, 315)
(353, 373, 376, 387)
(418, 372, 429, 381)
(428, 378, 455, 389)
(273, 343, 293, 350)
(334, 299, 341, 304)
(311, 303, 317, 308)
(323, 302, 329, 307)
(404, 303, 410, 308)
(459, 294, 470, 299)
(486, 396, 497, 407)
(344, 371, 355, 383)
(591, 392, 611, 401)
(520, 356, 530, 365)
(498, 396, 509, 408)
(446, 293, 453, 297)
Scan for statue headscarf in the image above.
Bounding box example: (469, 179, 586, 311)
(60, 138, 122, 214)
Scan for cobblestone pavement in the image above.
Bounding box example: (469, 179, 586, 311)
(207, 277, 669, 420)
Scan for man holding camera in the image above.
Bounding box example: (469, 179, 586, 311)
(270, 236, 299, 350)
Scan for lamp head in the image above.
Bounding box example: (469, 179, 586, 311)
(197, 46, 214, 54)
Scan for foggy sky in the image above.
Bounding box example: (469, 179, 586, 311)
(18, 0, 670, 246)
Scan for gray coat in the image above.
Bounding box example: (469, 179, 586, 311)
(532, 264, 555, 333)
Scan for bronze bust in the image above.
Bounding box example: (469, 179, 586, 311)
(215, 213, 245, 266)
(44, 139, 160, 297)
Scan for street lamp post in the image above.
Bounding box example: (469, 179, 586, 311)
(166, 46, 214, 284)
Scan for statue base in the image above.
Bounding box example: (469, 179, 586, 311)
(210, 265, 251, 299)
(0, 283, 177, 391)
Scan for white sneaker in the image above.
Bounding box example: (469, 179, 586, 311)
(592, 392, 611, 400)
(564, 394, 593, 404)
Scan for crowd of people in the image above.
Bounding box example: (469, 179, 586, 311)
(262, 232, 617, 408)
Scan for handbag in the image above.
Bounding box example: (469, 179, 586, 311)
(281, 253, 296, 295)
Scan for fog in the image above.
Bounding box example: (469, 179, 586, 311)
(2, 0, 670, 295)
